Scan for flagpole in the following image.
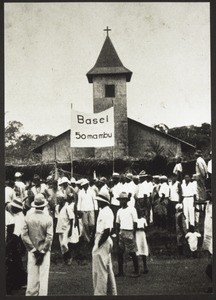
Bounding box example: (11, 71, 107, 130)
(71, 103, 73, 178)
(112, 146, 115, 173)
(112, 99, 115, 174)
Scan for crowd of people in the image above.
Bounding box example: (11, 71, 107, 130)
(5, 150, 212, 295)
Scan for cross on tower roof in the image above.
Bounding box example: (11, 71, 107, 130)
(104, 26, 111, 36)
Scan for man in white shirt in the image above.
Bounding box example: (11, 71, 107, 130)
(31, 174, 49, 198)
(110, 173, 122, 228)
(5, 180, 16, 205)
(92, 190, 117, 295)
(195, 150, 208, 201)
(5, 180, 16, 216)
(155, 175, 170, 229)
(168, 175, 182, 231)
(77, 179, 97, 242)
(116, 192, 140, 277)
(135, 172, 151, 223)
(207, 151, 212, 175)
(173, 156, 183, 182)
(14, 172, 26, 201)
(97, 177, 109, 194)
(57, 169, 65, 187)
(206, 151, 212, 190)
(181, 175, 197, 230)
(202, 190, 212, 254)
(21, 194, 53, 296)
(191, 174, 203, 225)
(123, 173, 137, 207)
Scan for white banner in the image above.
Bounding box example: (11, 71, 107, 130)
(71, 107, 114, 148)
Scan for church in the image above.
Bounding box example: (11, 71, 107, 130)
(33, 30, 195, 163)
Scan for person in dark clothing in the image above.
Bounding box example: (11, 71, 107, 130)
(5, 199, 27, 294)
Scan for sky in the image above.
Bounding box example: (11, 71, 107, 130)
(5, 2, 211, 136)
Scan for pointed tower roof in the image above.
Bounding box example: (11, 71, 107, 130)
(86, 36, 132, 83)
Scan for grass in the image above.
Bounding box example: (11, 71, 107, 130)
(47, 254, 210, 295)
(10, 212, 212, 296)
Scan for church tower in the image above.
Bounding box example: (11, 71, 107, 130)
(86, 29, 132, 159)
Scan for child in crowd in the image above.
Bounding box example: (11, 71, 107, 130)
(115, 192, 140, 277)
(135, 209, 149, 274)
(185, 225, 201, 258)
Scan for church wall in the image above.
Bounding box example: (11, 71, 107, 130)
(93, 74, 128, 159)
(42, 142, 55, 162)
(128, 120, 182, 159)
(42, 131, 71, 163)
(42, 131, 94, 162)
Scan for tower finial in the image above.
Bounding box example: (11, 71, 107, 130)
(104, 26, 111, 36)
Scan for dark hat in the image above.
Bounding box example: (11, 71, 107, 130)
(11, 198, 23, 210)
(33, 174, 41, 182)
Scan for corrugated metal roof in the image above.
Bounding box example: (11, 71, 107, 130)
(86, 36, 132, 83)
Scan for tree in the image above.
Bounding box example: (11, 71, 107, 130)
(5, 120, 23, 146)
(34, 134, 54, 146)
(5, 120, 55, 164)
(200, 123, 211, 136)
(169, 123, 211, 159)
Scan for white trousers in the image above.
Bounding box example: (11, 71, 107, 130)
(82, 211, 95, 242)
(58, 231, 69, 254)
(26, 251, 50, 296)
(92, 236, 117, 296)
(183, 197, 195, 229)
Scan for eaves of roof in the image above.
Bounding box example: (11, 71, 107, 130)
(86, 36, 132, 83)
(32, 130, 70, 153)
(128, 118, 195, 149)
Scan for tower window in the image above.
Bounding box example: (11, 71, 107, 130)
(105, 84, 115, 98)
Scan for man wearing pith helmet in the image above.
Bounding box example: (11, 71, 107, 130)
(92, 190, 117, 295)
